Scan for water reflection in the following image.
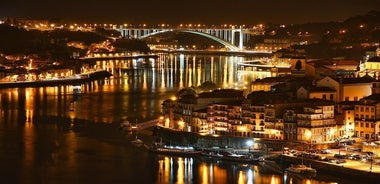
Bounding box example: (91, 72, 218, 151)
(154, 155, 296, 184)
(0, 53, 345, 183)
(1, 53, 258, 124)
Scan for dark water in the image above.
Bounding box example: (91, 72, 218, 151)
(0, 53, 362, 183)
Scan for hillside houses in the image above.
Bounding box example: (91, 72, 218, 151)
(162, 73, 380, 143)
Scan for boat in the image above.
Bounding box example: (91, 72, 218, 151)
(131, 138, 144, 146)
(200, 150, 223, 159)
(131, 126, 144, 146)
(148, 145, 201, 157)
(221, 153, 265, 164)
(285, 164, 317, 176)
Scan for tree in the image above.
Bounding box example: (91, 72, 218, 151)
(198, 81, 218, 92)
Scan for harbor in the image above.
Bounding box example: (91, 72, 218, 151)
(122, 121, 380, 183)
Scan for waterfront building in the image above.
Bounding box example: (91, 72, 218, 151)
(191, 109, 208, 134)
(296, 100, 336, 143)
(207, 101, 243, 136)
(246, 91, 291, 139)
(283, 109, 299, 141)
(354, 94, 380, 140)
(164, 89, 244, 131)
(162, 98, 179, 129)
(207, 103, 229, 135)
(338, 101, 356, 138)
(162, 82, 359, 143)
(241, 99, 265, 138)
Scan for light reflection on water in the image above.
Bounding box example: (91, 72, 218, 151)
(0, 53, 345, 183)
(153, 155, 341, 184)
(1, 53, 260, 123)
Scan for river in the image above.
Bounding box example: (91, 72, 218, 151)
(0, 53, 362, 183)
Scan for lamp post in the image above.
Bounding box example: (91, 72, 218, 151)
(370, 154, 373, 172)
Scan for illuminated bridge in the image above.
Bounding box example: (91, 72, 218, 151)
(115, 26, 263, 51)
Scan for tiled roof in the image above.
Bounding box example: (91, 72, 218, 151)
(309, 86, 336, 92)
(359, 94, 380, 104)
(308, 59, 359, 67)
(339, 75, 374, 84)
(367, 56, 380, 62)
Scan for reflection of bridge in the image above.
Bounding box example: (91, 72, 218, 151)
(116, 26, 261, 51)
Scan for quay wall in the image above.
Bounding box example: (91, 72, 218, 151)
(280, 154, 380, 182)
(155, 126, 308, 151)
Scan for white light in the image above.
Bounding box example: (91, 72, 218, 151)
(246, 140, 253, 147)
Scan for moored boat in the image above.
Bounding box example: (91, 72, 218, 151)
(285, 164, 317, 176)
(131, 138, 144, 146)
(221, 153, 265, 164)
(148, 145, 201, 157)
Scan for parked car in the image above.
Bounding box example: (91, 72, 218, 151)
(323, 157, 334, 162)
(334, 154, 347, 159)
(347, 147, 361, 152)
(348, 154, 362, 160)
(362, 151, 374, 156)
(320, 149, 332, 154)
(336, 159, 346, 164)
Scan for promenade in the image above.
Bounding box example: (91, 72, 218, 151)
(280, 152, 380, 182)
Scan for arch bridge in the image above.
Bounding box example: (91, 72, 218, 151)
(116, 26, 257, 51)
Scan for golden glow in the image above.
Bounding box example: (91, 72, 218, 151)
(305, 179, 311, 184)
(178, 120, 185, 130)
(171, 96, 177, 101)
(177, 158, 184, 184)
(200, 164, 209, 184)
(329, 128, 335, 136)
(270, 175, 281, 184)
(238, 126, 247, 132)
(237, 171, 245, 184)
(164, 118, 170, 127)
(304, 129, 312, 140)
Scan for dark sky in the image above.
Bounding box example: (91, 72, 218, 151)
(1, 0, 380, 25)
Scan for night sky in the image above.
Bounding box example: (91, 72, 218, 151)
(1, 0, 380, 24)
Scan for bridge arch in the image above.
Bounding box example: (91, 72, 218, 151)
(139, 29, 240, 51)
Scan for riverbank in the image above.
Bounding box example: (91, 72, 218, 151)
(134, 125, 380, 182)
(0, 70, 112, 89)
(79, 53, 158, 61)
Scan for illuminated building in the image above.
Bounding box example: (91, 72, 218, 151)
(354, 94, 380, 140)
(297, 86, 336, 101)
(316, 75, 374, 102)
(297, 101, 336, 143)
